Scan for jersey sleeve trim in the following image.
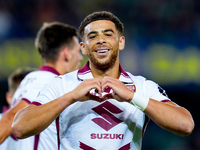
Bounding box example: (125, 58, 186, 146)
(31, 101, 42, 106)
(161, 99, 171, 102)
(21, 98, 31, 104)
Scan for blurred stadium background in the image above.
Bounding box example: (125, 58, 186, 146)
(0, 0, 199, 149)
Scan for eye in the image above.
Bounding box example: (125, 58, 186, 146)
(105, 34, 112, 37)
(89, 35, 96, 39)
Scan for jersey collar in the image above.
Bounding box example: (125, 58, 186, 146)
(39, 66, 60, 75)
(77, 61, 133, 84)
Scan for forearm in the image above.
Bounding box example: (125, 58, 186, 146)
(144, 99, 194, 136)
(0, 100, 28, 143)
(0, 112, 14, 144)
(12, 92, 74, 139)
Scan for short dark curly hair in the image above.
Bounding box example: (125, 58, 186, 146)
(78, 11, 124, 40)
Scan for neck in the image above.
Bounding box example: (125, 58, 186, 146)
(90, 60, 121, 81)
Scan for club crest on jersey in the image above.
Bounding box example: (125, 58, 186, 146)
(126, 84, 136, 92)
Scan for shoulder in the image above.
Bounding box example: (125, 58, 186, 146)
(126, 72, 148, 83)
(64, 70, 78, 77)
(126, 71, 159, 84)
(126, 72, 160, 91)
(36, 70, 79, 100)
(48, 70, 79, 86)
(59, 70, 79, 81)
(23, 70, 60, 84)
(127, 72, 169, 99)
(27, 70, 57, 78)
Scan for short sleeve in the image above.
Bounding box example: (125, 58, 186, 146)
(143, 79, 170, 102)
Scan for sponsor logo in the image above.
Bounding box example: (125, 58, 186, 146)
(90, 133, 124, 139)
(92, 101, 123, 131)
(79, 101, 131, 150)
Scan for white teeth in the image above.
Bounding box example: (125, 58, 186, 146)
(96, 50, 109, 53)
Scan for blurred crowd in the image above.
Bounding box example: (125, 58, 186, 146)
(1, 0, 200, 49)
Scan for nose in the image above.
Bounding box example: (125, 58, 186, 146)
(97, 34, 106, 45)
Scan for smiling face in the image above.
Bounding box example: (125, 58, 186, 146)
(80, 20, 125, 71)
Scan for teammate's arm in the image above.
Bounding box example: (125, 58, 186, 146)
(101, 76, 194, 136)
(0, 100, 28, 144)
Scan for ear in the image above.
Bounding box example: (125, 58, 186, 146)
(80, 42, 88, 55)
(62, 47, 71, 61)
(119, 36, 125, 51)
(6, 92, 12, 105)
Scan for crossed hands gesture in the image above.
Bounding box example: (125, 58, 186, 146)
(70, 76, 135, 103)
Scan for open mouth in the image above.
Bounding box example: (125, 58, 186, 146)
(95, 49, 110, 53)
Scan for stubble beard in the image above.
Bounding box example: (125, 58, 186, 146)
(88, 50, 118, 71)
